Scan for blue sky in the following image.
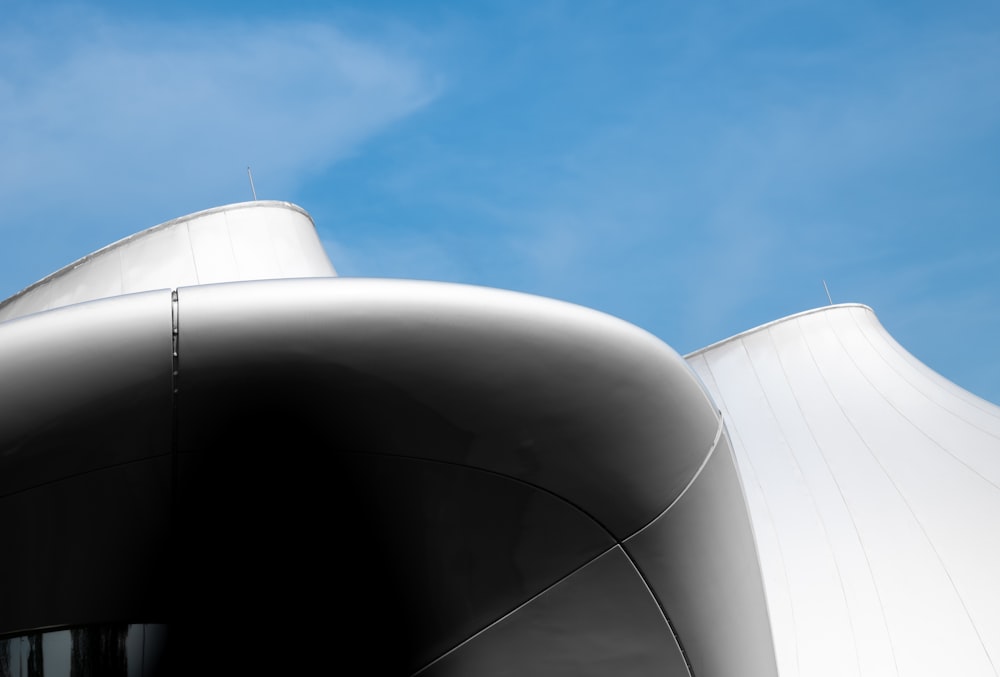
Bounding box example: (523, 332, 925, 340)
(2, 0, 998, 403)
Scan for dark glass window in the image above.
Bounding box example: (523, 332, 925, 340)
(0, 625, 165, 677)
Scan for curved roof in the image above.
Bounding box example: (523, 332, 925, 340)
(686, 303, 1000, 676)
(0, 200, 336, 322)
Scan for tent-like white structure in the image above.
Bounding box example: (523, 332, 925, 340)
(687, 305, 1000, 676)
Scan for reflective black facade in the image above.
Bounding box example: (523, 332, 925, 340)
(0, 277, 776, 677)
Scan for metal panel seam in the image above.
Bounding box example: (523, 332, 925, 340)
(619, 546, 695, 677)
(0, 453, 175, 501)
(171, 289, 180, 519)
(801, 315, 995, 675)
(624, 413, 725, 543)
(858, 308, 1000, 419)
(408, 544, 620, 677)
(751, 329, 864, 677)
(779, 320, 901, 675)
(684, 304, 873, 360)
(183, 223, 202, 285)
(695, 348, 798, 676)
(846, 308, 1000, 444)
(333, 449, 620, 544)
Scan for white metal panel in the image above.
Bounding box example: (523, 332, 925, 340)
(185, 210, 240, 284)
(0, 201, 336, 322)
(223, 206, 282, 280)
(222, 202, 338, 279)
(771, 314, 964, 677)
(44, 252, 125, 314)
(688, 304, 1000, 677)
(804, 310, 1000, 673)
(701, 333, 862, 677)
(120, 221, 199, 293)
(843, 306, 1000, 448)
(265, 206, 339, 276)
(745, 325, 897, 677)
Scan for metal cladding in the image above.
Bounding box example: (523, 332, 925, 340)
(0, 200, 336, 323)
(686, 305, 1000, 677)
(0, 201, 776, 676)
(2, 200, 995, 676)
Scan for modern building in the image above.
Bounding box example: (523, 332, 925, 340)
(1, 202, 997, 676)
(687, 304, 1000, 676)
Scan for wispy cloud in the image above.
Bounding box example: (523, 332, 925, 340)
(361, 4, 1000, 359)
(643, 15, 1000, 345)
(0, 6, 441, 235)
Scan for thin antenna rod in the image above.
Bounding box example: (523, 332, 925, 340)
(247, 166, 258, 201)
(822, 280, 833, 305)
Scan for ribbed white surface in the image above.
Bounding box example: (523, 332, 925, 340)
(687, 304, 1000, 677)
(0, 201, 336, 322)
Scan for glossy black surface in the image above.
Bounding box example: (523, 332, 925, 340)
(170, 451, 613, 672)
(0, 292, 173, 496)
(418, 546, 690, 677)
(0, 278, 774, 675)
(624, 436, 777, 677)
(176, 278, 720, 538)
(0, 458, 172, 635)
(0, 294, 174, 637)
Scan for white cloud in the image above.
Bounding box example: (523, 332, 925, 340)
(0, 7, 441, 226)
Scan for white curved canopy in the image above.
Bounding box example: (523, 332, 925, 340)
(0, 200, 336, 322)
(687, 304, 1000, 677)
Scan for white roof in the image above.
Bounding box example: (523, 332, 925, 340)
(686, 303, 1000, 677)
(0, 200, 336, 322)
